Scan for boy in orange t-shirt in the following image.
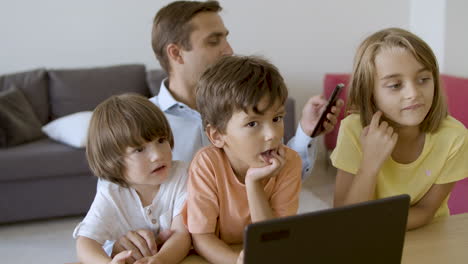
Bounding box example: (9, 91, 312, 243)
(184, 55, 302, 264)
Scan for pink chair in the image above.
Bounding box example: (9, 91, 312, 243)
(323, 73, 468, 215)
(441, 75, 468, 215)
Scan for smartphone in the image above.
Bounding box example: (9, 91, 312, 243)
(310, 83, 344, 138)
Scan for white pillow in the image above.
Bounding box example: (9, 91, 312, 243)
(42, 111, 93, 148)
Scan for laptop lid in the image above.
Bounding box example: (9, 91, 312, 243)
(244, 194, 410, 264)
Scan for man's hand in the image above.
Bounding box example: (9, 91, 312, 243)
(112, 229, 173, 263)
(245, 145, 286, 183)
(299, 95, 344, 137)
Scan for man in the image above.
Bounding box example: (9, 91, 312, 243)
(112, 1, 343, 262)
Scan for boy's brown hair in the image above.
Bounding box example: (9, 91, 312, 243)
(152, 0, 222, 74)
(348, 27, 448, 132)
(196, 55, 288, 133)
(86, 93, 174, 187)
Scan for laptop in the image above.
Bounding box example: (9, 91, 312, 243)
(244, 194, 410, 264)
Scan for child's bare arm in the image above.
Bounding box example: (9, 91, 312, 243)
(245, 178, 275, 222)
(146, 214, 191, 264)
(335, 111, 398, 207)
(334, 168, 379, 207)
(245, 146, 286, 222)
(77, 236, 132, 264)
(407, 182, 456, 230)
(192, 233, 242, 264)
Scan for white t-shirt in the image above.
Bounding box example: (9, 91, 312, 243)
(73, 160, 188, 245)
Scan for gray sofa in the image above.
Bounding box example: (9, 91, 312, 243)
(0, 64, 296, 224)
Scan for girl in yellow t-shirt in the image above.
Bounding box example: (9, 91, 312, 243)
(331, 27, 468, 230)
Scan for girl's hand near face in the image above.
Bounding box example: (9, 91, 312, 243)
(360, 111, 398, 172)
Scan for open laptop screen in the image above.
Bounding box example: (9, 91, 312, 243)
(244, 194, 410, 264)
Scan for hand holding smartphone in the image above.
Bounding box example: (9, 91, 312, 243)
(310, 83, 344, 138)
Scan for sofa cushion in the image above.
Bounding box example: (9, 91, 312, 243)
(146, 69, 167, 96)
(0, 86, 45, 147)
(0, 68, 49, 124)
(49, 64, 150, 119)
(0, 138, 92, 182)
(42, 111, 93, 148)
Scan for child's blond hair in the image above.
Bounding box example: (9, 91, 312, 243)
(348, 27, 447, 132)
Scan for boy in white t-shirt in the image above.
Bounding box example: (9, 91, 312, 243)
(73, 93, 191, 264)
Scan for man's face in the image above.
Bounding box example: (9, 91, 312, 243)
(180, 12, 233, 87)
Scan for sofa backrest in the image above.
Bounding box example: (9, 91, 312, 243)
(0, 69, 49, 125)
(48, 64, 150, 119)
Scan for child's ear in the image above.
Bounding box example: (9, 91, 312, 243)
(206, 124, 225, 148)
(166, 43, 184, 64)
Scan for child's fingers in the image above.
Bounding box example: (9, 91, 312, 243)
(125, 231, 150, 258)
(386, 125, 394, 136)
(271, 150, 285, 172)
(137, 229, 157, 256)
(277, 145, 286, 157)
(362, 126, 369, 136)
(134, 258, 149, 264)
(112, 250, 133, 264)
(379, 120, 388, 131)
(391, 131, 399, 143)
(117, 235, 143, 260)
(370, 111, 382, 130)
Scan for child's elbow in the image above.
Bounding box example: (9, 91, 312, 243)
(171, 228, 192, 249)
(407, 207, 436, 230)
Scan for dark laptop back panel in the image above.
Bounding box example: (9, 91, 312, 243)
(244, 194, 410, 264)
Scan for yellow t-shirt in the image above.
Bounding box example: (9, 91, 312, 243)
(331, 114, 468, 217)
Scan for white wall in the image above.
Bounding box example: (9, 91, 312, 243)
(222, 0, 409, 118)
(0, 0, 410, 119)
(0, 0, 171, 72)
(410, 0, 446, 71)
(444, 0, 468, 77)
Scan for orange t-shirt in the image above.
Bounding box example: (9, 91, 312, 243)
(184, 145, 302, 244)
